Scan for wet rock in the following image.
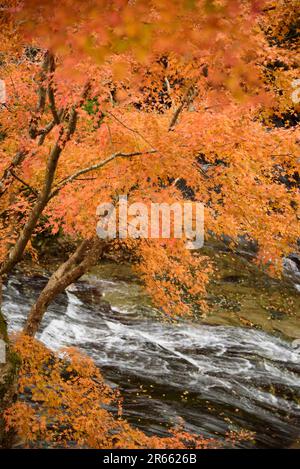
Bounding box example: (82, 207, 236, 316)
(269, 310, 286, 321)
(221, 275, 244, 283)
(67, 281, 113, 314)
(283, 253, 300, 288)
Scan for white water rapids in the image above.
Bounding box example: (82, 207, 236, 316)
(2, 269, 300, 448)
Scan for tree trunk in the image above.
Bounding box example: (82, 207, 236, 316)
(23, 237, 105, 337)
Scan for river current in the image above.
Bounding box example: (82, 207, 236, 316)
(2, 265, 300, 448)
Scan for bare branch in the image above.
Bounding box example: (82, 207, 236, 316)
(37, 111, 64, 146)
(36, 51, 50, 113)
(168, 84, 198, 131)
(0, 149, 29, 198)
(10, 170, 39, 197)
(28, 51, 52, 139)
(49, 149, 157, 199)
(47, 53, 61, 124)
(106, 111, 155, 149)
(164, 77, 173, 106)
(48, 88, 60, 124)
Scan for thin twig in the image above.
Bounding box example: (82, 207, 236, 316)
(168, 84, 198, 131)
(106, 111, 155, 150)
(10, 170, 39, 196)
(49, 149, 157, 199)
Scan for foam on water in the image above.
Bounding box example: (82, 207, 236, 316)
(2, 272, 300, 447)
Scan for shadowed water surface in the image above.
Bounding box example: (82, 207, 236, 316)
(2, 263, 300, 448)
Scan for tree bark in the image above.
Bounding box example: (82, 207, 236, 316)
(23, 237, 105, 337)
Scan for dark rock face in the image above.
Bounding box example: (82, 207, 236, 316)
(67, 280, 112, 314)
(283, 253, 300, 288)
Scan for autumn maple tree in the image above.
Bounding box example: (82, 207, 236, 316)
(0, 0, 299, 447)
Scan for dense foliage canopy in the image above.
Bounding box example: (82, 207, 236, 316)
(0, 0, 299, 447)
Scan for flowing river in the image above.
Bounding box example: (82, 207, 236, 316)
(2, 259, 300, 448)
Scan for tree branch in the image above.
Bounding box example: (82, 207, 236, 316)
(0, 149, 30, 198)
(10, 170, 39, 197)
(168, 84, 198, 131)
(0, 81, 91, 276)
(106, 111, 155, 149)
(47, 53, 61, 124)
(49, 149, 157, 199)
(28, 51, 52, 139)
(24, 236, 106, 336)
